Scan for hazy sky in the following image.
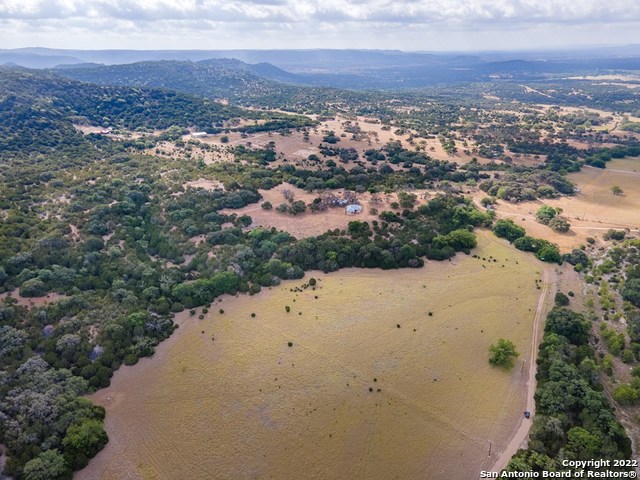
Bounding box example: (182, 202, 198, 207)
(0, 0, 638, 51)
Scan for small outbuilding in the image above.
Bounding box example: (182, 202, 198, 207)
(345, 204, 362, 215)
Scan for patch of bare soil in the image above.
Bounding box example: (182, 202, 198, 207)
(221, 184, 431, 239)
(184, 178, 225, 191)
(0, 291, 66, 308)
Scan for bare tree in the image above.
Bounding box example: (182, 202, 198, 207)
(343, 191, 358, 204)
(282, 189, 295, 202)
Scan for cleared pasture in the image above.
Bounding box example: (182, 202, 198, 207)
(482, 157, 640, 251)
(78, 233, 547, 480)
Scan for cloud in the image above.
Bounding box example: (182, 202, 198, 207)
(1, 0, 639, 24)
(0, 1, 638, 51)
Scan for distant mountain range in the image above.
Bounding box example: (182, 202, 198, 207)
(0, 47, 485, 71)
(3, 46, 640, 93)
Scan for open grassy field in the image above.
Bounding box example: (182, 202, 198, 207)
(77, 233, 552, 480)
(480, 157, 640, 251)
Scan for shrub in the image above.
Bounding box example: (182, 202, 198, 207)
(604, 229, 626, 241)
(480, 196, 496, 207)
(290, 200, 307, 215)
(555, 292, 570, 306)
(613, 384, 640, 405)
(536, 205, 557, 225)
(563, 249, 588, 267)
(20, 278, 47, 297)
(548, 216, 570, 233)
(124, 354, 138, 366)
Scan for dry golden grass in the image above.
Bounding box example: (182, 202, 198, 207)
(479, 157, 640, 251)
(567, 74, 640, 82)
(78, 233, 550, 480)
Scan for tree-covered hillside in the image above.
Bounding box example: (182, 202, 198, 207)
(0, 67, 316, 158)
(55, 59, 304, 102)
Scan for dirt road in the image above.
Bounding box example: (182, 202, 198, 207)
(486, 266, 555, 474)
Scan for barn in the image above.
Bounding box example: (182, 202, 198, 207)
(345, 204, 363, 215)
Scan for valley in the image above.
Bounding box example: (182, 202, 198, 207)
(0, 46, 639, 479)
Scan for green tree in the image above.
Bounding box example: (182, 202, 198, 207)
(604, 229, 626, 241)
(548, 217, 570, 233)
(536, 205, 557, 225)
(536, 245, 562, 264)
(622, 278, 640, 307)
(62, 419, 108, 470)
(20, 278, 47, 297)
(613, 384, 640, 405)
(505, 449, 557, 472)
(554, 292, 570, 307)
(480, 196, 496, 208)
(23, 450, 70, 480)
(489, 338, 519, 368)
(398, 192, 417, 209)
(289, 200, 307, 215)
(562, 427, 602, 460)
(563, 249, 589, 267)
(493, 219, 526, 242)
(611, 185, 623, 195)
(544, 307, 590, 345)
(436, 229, 477, 251)
(348, 221, 372, 239)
